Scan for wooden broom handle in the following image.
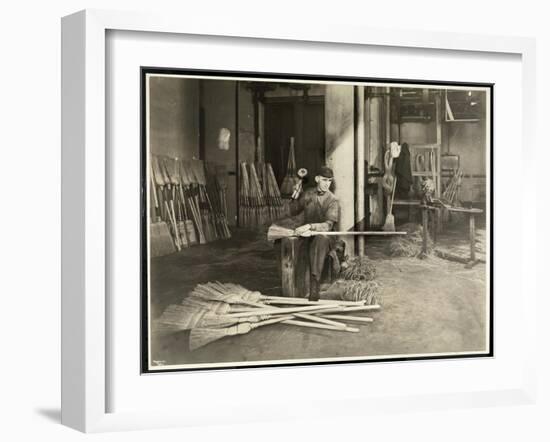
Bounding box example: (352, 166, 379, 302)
(228, 304, 333, 318)
(308, 231, 406, 236)
(283, 319, 359, 333)
(390, 175, 397, 213)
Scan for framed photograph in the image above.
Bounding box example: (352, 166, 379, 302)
(62, 9, 537, 433)
(141, 69, 493, 374)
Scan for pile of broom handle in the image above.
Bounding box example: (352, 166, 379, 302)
(151, 156, 185, 250)
(443, 169, 463, 204)
(151, 155, 234, 246)
(227, 302, 379, 333)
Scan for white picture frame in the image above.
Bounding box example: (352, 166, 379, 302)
(61, 9, 537, 433)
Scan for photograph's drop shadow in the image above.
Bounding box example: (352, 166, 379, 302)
(35, 408, 61, 423)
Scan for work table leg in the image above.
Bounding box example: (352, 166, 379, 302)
(465, 213, 477, 268)
(281, 237, 298, 297)
(421, 208, 428, 257)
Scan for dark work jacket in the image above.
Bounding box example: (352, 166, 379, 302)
(394, 143, 413, 198)
(288, 187, 340, 229)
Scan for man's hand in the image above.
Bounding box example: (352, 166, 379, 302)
(294, 224, 312, 237)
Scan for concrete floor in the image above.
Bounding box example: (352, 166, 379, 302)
(149, 224, 488, 368)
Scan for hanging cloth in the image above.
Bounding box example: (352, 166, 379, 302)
(394, 142, 413, 198)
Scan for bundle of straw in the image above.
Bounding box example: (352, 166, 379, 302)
(341, 280, 381, 304)
(340, 256, 377, 281)
(386, 223, 433, 257)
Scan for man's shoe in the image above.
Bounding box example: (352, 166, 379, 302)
(309, 277, 320, 302)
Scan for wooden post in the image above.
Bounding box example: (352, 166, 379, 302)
(433, 208, 440, 242)
(281, 237, 299, 297)
(368, 90, 384, 227)
(325, 85, 355, 255)
(469, 212, 476, 262)
(355, 86, 365, 256)
(435, 92, 442, 197)
(422, 207, 428, 256)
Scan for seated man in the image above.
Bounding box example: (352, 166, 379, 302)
(283, 166, 340, 301)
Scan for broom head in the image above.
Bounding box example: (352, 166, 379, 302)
(190, 322, 252, 351)
(382, 214, 395, 232)
(157, 304, 207, 330)
(267, 224, 295, 241)
(150, 221, 176, 257)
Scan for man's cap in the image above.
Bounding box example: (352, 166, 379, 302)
(316, 166, 334, 179)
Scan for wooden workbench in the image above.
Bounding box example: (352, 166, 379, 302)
(421, 205, 484, 267)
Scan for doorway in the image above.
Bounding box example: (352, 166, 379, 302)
(264, 98, 325, 189)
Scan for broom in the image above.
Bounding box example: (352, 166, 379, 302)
(152, 156, 182, 251)
(180, 160, 206, 244)
(382, 175, 397, 232)
(174, 158, 197, 246)
(226, 304, 334, 318)
(189, 284, 266, 308)
(180, 298, 251, 315)
(190, 284, 339, 319)
(194, 282, 376, 328)
(189, 315, 294, 351)
(209, 282, 366, 307)
(151, 155, 167, 220)
(249, 163, 267, 227)
(159, 157, 184, 250)
(189, 159, 215, 242)
(149, 163, 176, 257)
(157, 303, 270, 330)
(203, 282, 348, 328)
(206, 162, 231, 239)
(266, 163, 284, 219)
(164, 157, 189, 248)
(281, 137, 299, 196)
(239, 162, 251, 227)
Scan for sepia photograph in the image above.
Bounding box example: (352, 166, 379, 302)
(142, 69, 492, 372)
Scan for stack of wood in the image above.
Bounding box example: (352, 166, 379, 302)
(157, 282, 380, 350)
(239, 161, 286, 228)
(149, 154, 231, 255)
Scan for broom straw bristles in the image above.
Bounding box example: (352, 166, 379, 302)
(190, 315, 294, 350)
